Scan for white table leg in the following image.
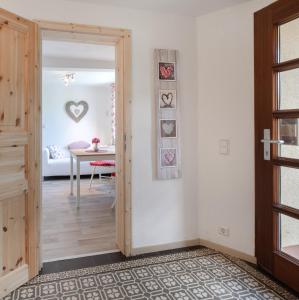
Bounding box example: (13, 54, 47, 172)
(70, 156, 74, 195)
(76, 157, 81, 208)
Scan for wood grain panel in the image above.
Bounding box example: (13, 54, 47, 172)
(0, 23, 27, 130)
(115, 37, 125, 254)
(0, 7, 39, 297)
(0, 264, 28, 298)
(0, 194, 26, 276)
(123, 31, 132, 255)
(0, 132, 28, 147)
(36, 20, 126, 37)
(0, 146, 27, 201)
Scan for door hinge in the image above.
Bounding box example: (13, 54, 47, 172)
(124, 133, 127, 151)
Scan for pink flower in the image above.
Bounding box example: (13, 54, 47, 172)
(92, 137, 100, 144)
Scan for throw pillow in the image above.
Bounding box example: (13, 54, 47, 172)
(47, 145, 65, 159)
(68, 140, 91, 150)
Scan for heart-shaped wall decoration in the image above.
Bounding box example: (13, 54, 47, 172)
(164, 151, 175, 164)
(162, 93, 173, 107)
(161, 148, 177, 167)
(159, 89, 176, 110)
(162, 122, 174, 135)
(65, 101, 89, 123)
(159, 62, 176, 81)
(160, 119, 176, 138)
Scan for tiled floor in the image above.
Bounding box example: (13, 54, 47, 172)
(40, 246, 299, 298)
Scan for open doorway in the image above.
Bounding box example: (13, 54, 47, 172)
(0, 11, 132, 296)
(41, 37, 118, 262)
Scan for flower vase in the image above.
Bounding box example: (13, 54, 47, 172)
(93, 143, 99, 152)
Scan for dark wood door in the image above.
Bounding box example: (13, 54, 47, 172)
(255, 0, 299, 293)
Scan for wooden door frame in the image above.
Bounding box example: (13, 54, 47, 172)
(254, 0, 299, 292)
(34, 20, 132, 267)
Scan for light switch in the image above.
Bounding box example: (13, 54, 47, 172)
(219, 139, 230, 155)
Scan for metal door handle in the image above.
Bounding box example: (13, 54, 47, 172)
(260, 139, 285, 144)
(261, 129, 284, 161)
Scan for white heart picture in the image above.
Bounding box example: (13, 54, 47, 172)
(65, 101, 89, 123)
(160, 119, 176, 138)
(159, 89, 176, 109)
(162, 122, 174, 135)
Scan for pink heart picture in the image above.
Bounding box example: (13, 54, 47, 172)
(161, 148, 177, 168)
(159, 62, 176, 81)
(164, 151, 175, 163)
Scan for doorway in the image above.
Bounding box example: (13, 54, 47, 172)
(0, 9, 132, 297)
(37, 22, 132, 261)
(41, 38, 118, 262)
(255, 0, 299, 293)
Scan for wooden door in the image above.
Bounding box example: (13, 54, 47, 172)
(0, 8, 40, 298)
(255, 0, 299, 293)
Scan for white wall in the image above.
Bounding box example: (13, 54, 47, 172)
(42, 71, 113, 149)
(0, 0, 199, 249)
(1, 0, 281, 256)
(196, 0, 274, 256)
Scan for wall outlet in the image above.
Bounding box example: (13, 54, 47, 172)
(219, 139, 230, 155)
(218, 227, 230, 237)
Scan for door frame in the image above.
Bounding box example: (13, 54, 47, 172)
(35, 20, 133, 265)
(254, 0, 299, 293)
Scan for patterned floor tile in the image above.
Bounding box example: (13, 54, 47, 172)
(5, 249, 297, 300)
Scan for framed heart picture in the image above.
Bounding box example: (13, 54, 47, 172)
(159, 89, 176, 110)
(160, 148, 177, 168)
(159, 62, 176, 81)
(160, 119, 177, 138)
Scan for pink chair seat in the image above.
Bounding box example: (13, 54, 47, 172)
(90, 160, 115, 167)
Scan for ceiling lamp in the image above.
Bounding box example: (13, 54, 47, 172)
(63, 73, 75, 87)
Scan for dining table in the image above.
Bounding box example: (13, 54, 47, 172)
(69, 148, 116, 207)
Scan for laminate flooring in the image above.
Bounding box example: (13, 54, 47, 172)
(42, 179, 116, 261)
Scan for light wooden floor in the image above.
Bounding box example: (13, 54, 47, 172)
(42, 179, 116, 261)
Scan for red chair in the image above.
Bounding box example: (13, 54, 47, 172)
(89, 160, 116, 190)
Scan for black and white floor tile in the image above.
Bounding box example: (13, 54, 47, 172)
(5, 248, 298, 300)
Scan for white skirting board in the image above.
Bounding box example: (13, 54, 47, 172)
(131, 239, 257, 264)
(154, 49, 182, 180)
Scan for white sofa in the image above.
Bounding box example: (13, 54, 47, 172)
(43, 148, 93, 177)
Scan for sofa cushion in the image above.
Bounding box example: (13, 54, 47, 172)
(68, 140, 91, 150)
(47, 145, 65, 159)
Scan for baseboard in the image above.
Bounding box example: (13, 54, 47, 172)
(131, 239, 201, 256)
(42, 249, 120, 263)
(43, 174, 114, 181)
(199, 239, 257, 264)
(131, 238, 257, 265)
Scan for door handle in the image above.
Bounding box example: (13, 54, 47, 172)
(261, 129, 284, 160)
(260, 139, 285, 144)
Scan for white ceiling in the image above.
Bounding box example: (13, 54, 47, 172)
(43, 40, 115, 61)
(44, 70, 115, 86)
(65, 0, 251, 17)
